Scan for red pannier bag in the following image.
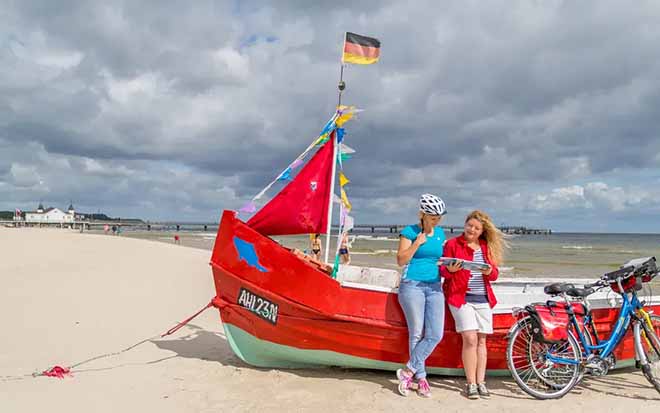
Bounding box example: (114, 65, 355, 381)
(524, 302, 585, 344)
(608, 274, 638, 293)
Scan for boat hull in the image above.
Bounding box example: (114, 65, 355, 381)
(210, 210, 657, 375)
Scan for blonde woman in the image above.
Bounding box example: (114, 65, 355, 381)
(440, 210, 507, 400)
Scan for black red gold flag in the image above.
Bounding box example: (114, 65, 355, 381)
(342, 32, 380, 65)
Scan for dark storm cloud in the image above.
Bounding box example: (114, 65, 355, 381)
(3, 0, 660, 230)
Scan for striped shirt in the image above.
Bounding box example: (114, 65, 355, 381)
(466, 248, 488, 303)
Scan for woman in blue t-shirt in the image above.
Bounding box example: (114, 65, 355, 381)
(395, 193, 447, 398)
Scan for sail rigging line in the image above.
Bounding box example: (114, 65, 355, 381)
(328, 34, 348, 263)
(337, 32, 347, 108)
(331, 141, 352, 275)
(331, 204, 346, 277)
(323, 131, 338, 264)
(247, 112, 340, 208)
(338, 63, 346, 107)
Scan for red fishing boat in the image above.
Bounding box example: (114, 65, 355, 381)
(208, 108, 660, 376)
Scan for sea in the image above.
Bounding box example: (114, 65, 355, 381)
(114, 228, 660, 281)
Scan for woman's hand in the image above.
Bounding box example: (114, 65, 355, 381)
(414, 232, 427, 246)
(481, 266, 492, 276)
(446, 261, 463, 273)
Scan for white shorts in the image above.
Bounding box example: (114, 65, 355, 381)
(449, 302, 493, 334)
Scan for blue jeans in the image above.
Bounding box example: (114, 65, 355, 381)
(398, 279, 445, 379)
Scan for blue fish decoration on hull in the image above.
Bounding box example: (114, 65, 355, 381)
(233, 237, 268, 272)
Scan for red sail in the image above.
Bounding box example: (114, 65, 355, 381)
(247, 134, 334, 235)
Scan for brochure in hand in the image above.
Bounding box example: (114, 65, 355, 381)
(437, 257, 491, 272)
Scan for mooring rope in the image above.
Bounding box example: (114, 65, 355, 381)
(0, 298, 216, 382)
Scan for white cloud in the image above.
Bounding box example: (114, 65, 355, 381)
(3, 1, 660, 231)
(9, 32, 83, 69)
(211, 47, 250, 82)
(105, 72, 167, 104)
(528, 185, 585, 211)
(584, 182, 631, 212)
(526, 182, 660, 214)
(9, 163, 42, 188)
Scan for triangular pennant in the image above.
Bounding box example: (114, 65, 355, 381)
(339, 172, 350, 187)
(340, 144, 355, 154)
(343, 214, 355, 232)
(239, 201, 257, 214)
(335, 111, 354, 127)
(320, 118, 335, 136)
(340, 188, 352, 210)
(336, 128, 345, 143)
(315, 132, 330, 146)
(277, 167, 292, 181)
(331, 254, 340, 278)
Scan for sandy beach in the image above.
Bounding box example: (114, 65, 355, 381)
(1, 227, 659, 412)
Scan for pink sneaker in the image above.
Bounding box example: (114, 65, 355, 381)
(417, 378, 431, 398)
(396, 368, 414, 396)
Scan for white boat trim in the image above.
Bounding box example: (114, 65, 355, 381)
(337, 265, 660, 314)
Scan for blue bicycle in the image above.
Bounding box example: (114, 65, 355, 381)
(506, 257, 660, 399)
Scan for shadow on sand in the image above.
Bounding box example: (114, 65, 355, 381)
(151, 324, 660, 401)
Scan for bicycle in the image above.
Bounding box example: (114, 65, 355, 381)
(506, 256, 660, 399)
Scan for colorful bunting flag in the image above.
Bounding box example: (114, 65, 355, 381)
(239, 201, 257, 214)
(331, 254, 340, 278)
(320, 118, 335, 136)
(343, 214, 355, 233)
(314, 132, 330, 146)
(340, 144, 355, 154)
(277, 167, 292, 181)
(335, 111, 354, 127)
(339, 172, 350, 187)
(340, 188, 352, 210)
(336, 128, 345, 143)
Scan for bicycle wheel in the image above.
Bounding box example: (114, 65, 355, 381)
(506, 316, 582, 399)
(638, 314, 660, 393)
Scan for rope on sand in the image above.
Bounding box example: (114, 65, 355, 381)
(0, 298, 216, 382)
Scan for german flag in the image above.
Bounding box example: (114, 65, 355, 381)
(342, 32, 380, 65)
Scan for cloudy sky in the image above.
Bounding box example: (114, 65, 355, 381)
(2, 1, 660, 232)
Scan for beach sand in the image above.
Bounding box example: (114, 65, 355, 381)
(1, 227, 658, 412)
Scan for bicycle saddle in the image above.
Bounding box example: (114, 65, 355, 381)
(566, 287, 595, 298)
(543, 282, 575, 295)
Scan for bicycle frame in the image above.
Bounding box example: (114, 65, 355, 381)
(545, 289, 644, 366)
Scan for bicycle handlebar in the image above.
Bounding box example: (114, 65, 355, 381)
(584, 279, 608, 289)
(579, 257, 657, 292)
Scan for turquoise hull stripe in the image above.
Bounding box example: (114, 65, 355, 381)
(222, 323, 511, 377)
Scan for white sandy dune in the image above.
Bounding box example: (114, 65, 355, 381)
(1, 227, 658, 412)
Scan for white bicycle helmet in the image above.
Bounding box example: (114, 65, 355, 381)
(419, 193, 447, 216)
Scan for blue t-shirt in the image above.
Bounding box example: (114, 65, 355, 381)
(400, 225, 446, 282)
